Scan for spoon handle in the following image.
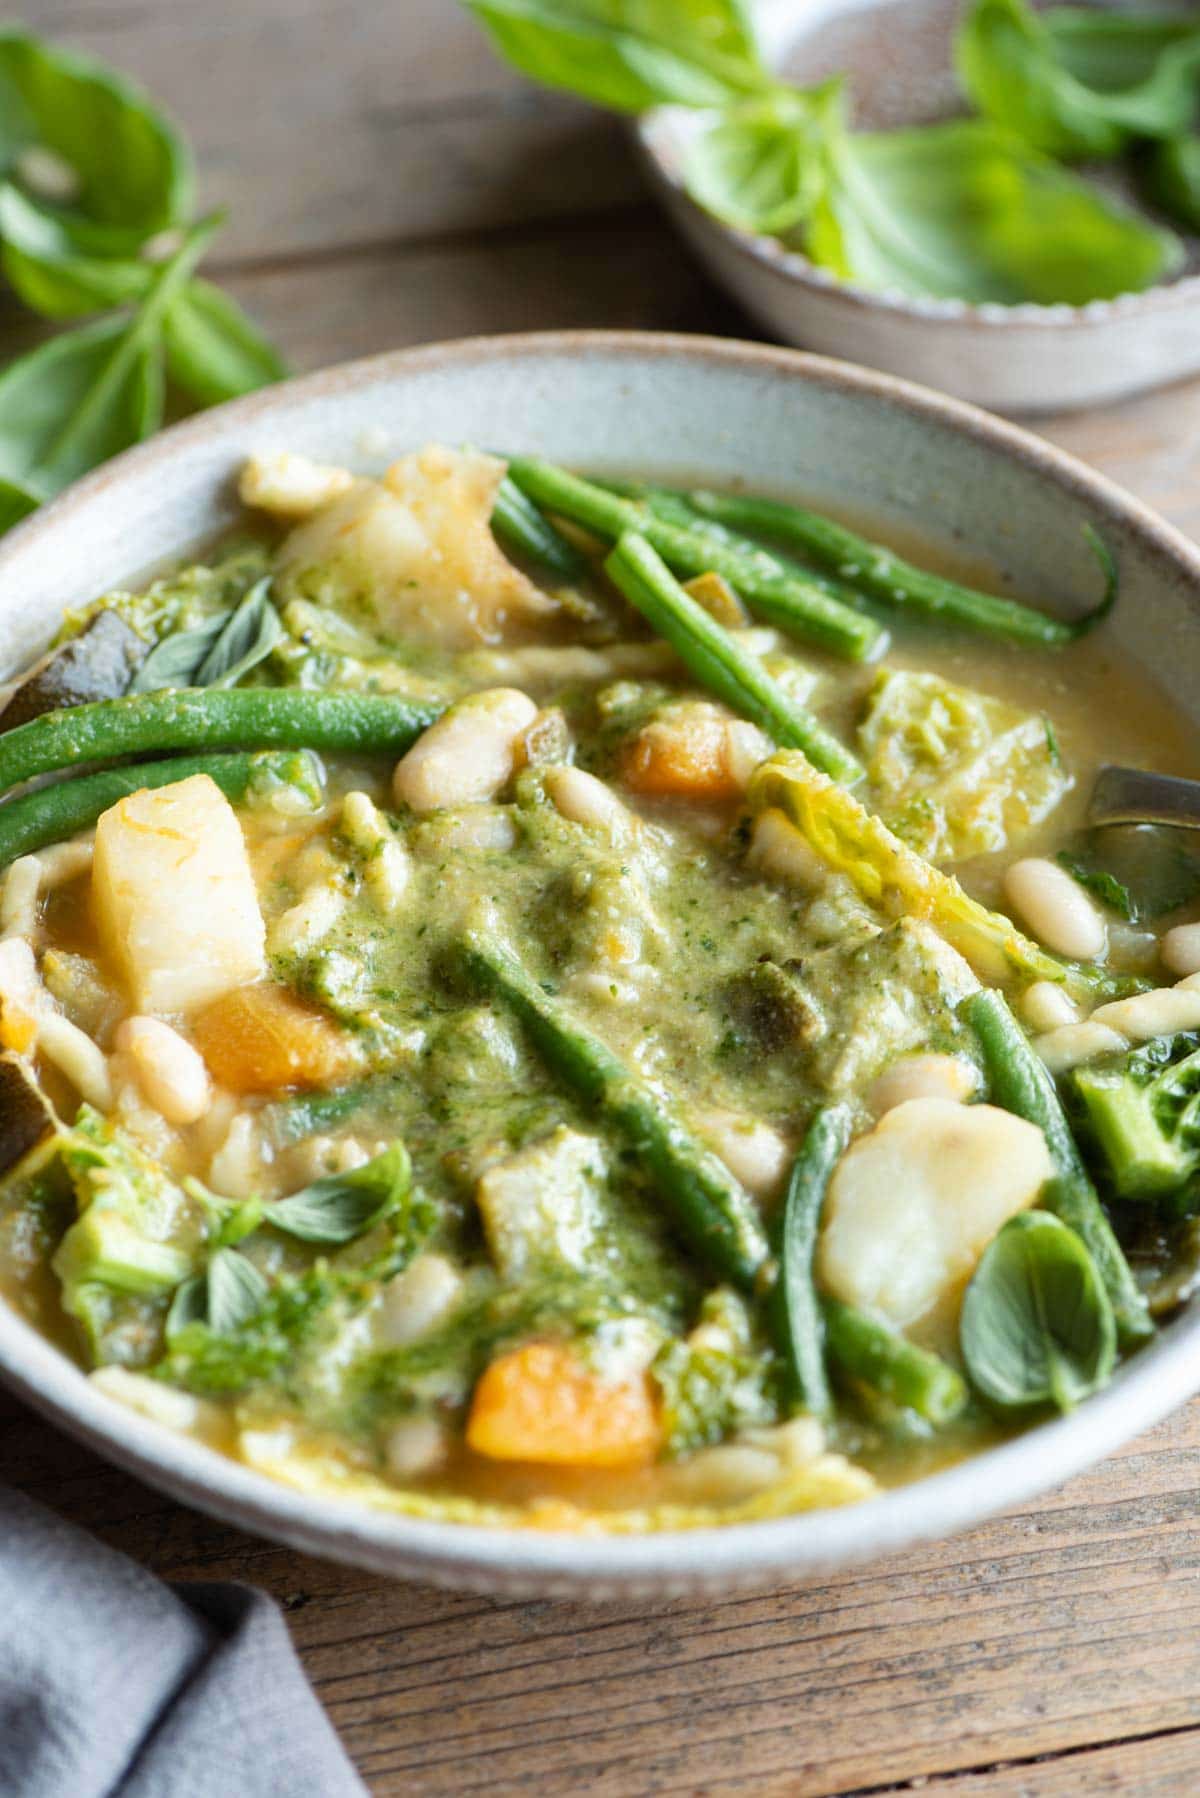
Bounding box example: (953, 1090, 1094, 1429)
(1088, 765, 1200, 830)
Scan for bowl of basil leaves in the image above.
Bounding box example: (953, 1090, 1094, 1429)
(467, 0, 1200, 411)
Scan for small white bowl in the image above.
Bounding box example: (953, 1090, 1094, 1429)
(2, 330, 1200, 1596)
(638, 0, 1200, 413)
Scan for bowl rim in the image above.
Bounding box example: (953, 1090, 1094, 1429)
(4, 326, 1200, 1596)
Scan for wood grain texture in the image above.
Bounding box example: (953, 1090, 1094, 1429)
(6, 1384, 1200, 1796)
(9, 3, 1200, 1795)
(21, 0, 644, 262)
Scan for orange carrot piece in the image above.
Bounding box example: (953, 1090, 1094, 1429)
(466, 1341, 662, 1469)
(191, 982, 357, 1095)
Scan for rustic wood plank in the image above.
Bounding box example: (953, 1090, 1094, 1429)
(22, 0, 645, 262)
(1042, 379, 1200, 547)
(6, 1381, 1200, 1797)
(209, 208, 749, 375)
(899, 1728, 1200, 1797)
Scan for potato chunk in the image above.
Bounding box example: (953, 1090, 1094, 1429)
(819, 1097, 1053, 1328)
(276, 446, 556, 649)
(476, 1128, 607, 1280)
(92, 775, 265, 1016)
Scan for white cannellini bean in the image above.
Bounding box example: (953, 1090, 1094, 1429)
(666, 1444, 782, 1503)
(268, 881, 346, 956)
(544, 764, 633, 835)
(1004, 858, 1106, 962)
(1162, 923, 1200, 978)
(238, 451, 354, 518)
(1034, 1020, 1128, 1075)
(209, 1113, 267, 1199)
(91, 1367, 230, 1444)
(114, 1016, 212, 1126)
(393, 688, 537, 814)
(698, 1111, 790, 1197)
(724, 720, 772, 790)
(0, 856, 41, 939)
(37, 1013, 113, 1111)
(380, 1253, 464, 1347)
(413, 807, 517, 854)
(1021, 979, 1083, 1033)
(1092, 986, 1200, 1041)
(340, 790, 410, 912)
(36, 838, 94, 889)
(741, 1417, 826, 1469)
(867, 1053, 979, 1117)
(384, 1415, 449, 1479)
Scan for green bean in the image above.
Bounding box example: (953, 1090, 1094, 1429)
(961, 988, 1152, 1345)
(597, 477, 871, 612)
(672, 485, 1113, 649)
(506, 458, 885, 663)
(770, 1105, 851, 1417)
(0, 751, 309, 868)
(458, 919, 770, 1289)
(492, 475, 586, 581)
(823, 1298, 968, 1426)
(0, 689, 442, 798)
(604, 533, 864, 786)
(260, 1079, 382, 1151)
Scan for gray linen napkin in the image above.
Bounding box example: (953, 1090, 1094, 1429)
(0, 1487, 366, 1798)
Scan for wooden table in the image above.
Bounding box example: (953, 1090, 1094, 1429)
(8, 5, 1200, 1793)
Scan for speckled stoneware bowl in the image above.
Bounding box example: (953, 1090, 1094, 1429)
(638, 0, 1200, 412)
(2, 331, 1200, 1597)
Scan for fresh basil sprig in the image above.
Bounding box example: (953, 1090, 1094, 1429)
(464, 0, 1186, 308)
(131, 577, 283, 694)
(0, 216, 219, 513)
(265, 1143, 413, 1245)
(166, 1245, 269, 1342)
(165, 1145, 418, 1346)
(0, 31, 285, 537)
(0, 29, 191, 233)
(960, 1211, 1117, 1413)
(465, 0, 766, 113)
(958, 0, 1200, 162)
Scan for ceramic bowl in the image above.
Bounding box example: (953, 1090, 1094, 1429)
(2, 330, 1200, 1598)
(638, 0, 1200, 413)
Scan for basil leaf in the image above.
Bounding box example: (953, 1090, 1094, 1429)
(683, 86, 834, 235)
(0, 477, 39, 534)
(129, 611, 228, 693)
(0, 314, 162, 500)
(957, 0, 1200, 162)
(164, 280, 288, 406)
(463, 0, 768, 113)
(0, 28, 191, 231)
(266, 1143, 413, 1245)
(131, 580, 282, 693)
(165, 1271, 207, 1344)
(1056, 825, 1200, 926)
(194, 579, 283, 687)
(206, 1246, 270, 1333)
(1057, 855, 1134, 921)
(0, 183, 151, 319)
(808, 117, 1182, 305)
(0, 216, 217, 511)
(960, 1211, 1116, 1413)
(1141, 134, 1200, 232)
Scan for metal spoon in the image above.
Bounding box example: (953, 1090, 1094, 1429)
(1088, 765, 1200, 830)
